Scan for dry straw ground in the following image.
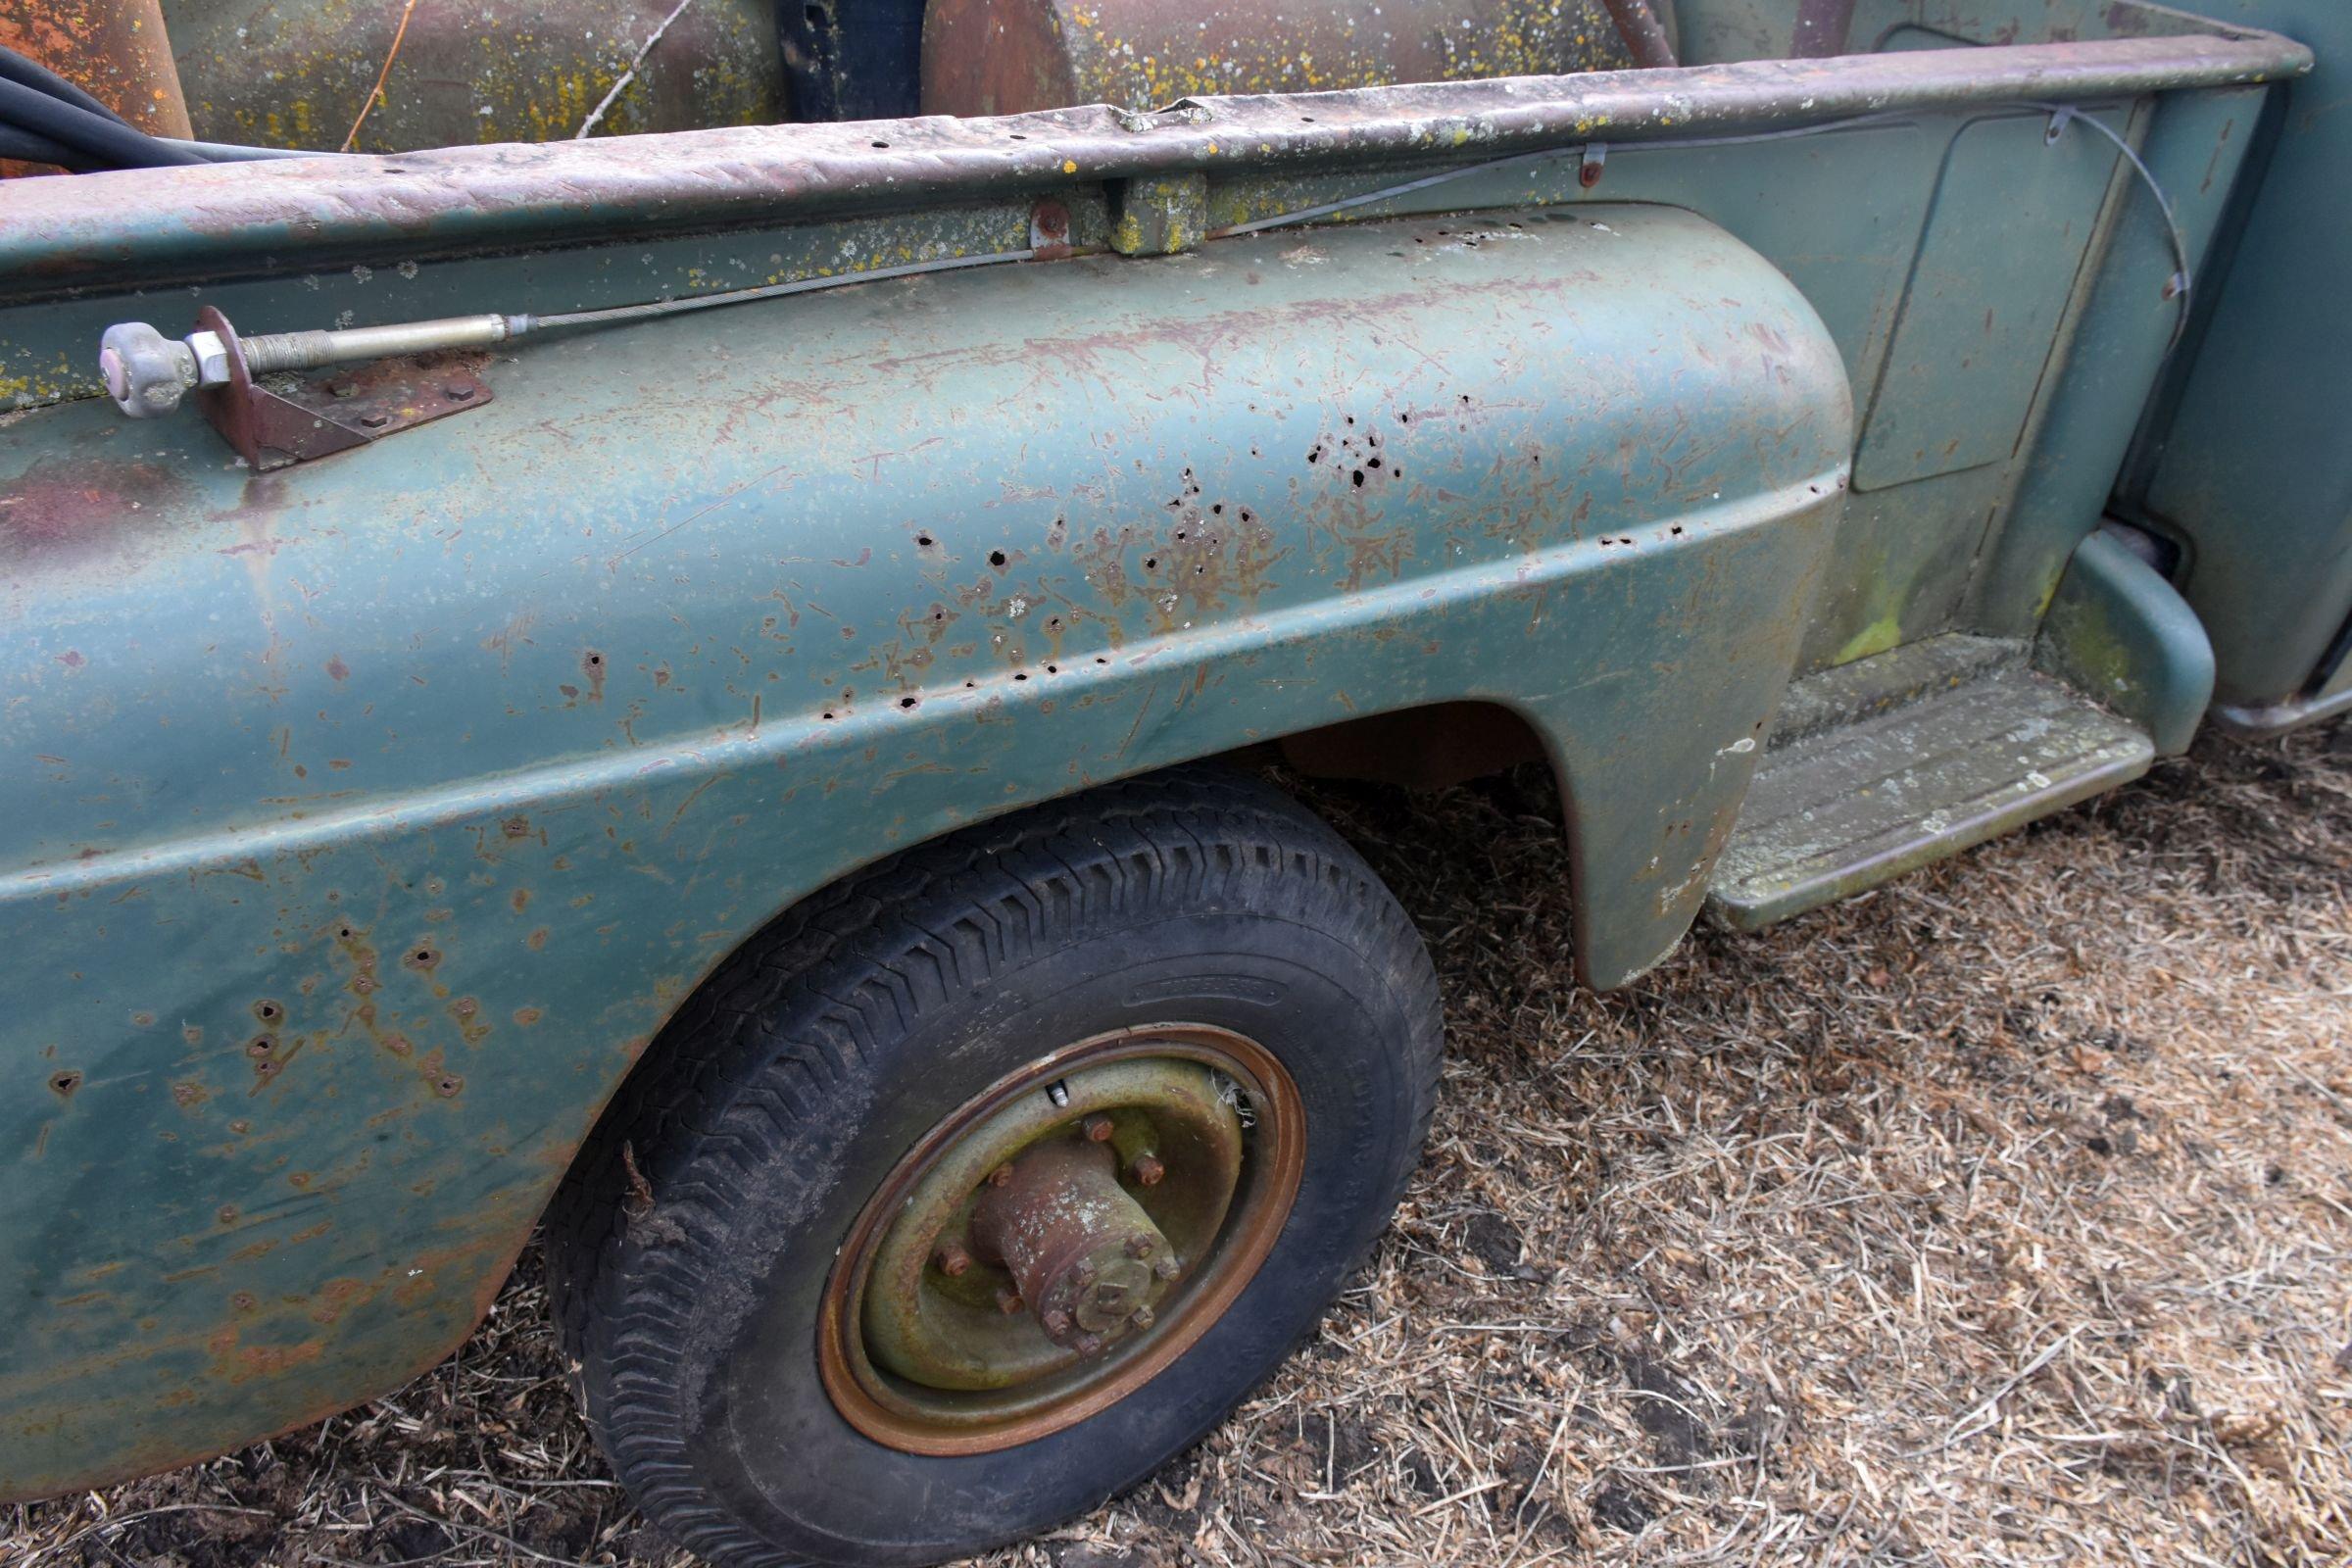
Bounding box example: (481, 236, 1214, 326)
(9, 725, 2349, 1568)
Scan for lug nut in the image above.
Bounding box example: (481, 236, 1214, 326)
(1130, 1305, 1155, 1330)
(934, 1242, 972, 1277)
(1124, 1235, 1155, 1260)
(1082, 1113, 1114, 1142)
(1153, 1255, 1182, 1281)
(995, 1287, 1024, 1315)
(1131, 1152, 1166, 1186)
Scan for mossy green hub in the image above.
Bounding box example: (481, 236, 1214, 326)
(820, 1027, 1304, 1453)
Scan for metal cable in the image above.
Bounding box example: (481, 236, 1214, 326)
(2024, 101, 2195, 347)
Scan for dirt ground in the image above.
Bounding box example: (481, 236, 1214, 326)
(9, 724, 2349, 1568)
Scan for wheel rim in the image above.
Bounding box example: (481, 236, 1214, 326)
(818, 1024, 1306, 1454)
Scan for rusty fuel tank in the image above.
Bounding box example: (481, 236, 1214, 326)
(921, 0, 1655, 118)
(160, 0, 784, 151)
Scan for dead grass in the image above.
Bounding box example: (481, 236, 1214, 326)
(9, 725, 2349, 1568)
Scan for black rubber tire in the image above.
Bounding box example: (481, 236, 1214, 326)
(545, 766, 1443, 1568)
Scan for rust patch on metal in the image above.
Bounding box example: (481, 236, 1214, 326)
(0, 0, 190, 178)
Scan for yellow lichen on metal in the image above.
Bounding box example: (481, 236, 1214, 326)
(1056, 0, 1637, 111)
(163, 0, 782, 152)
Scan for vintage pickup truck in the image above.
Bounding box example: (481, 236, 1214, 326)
(2, 1, 2345, 1563)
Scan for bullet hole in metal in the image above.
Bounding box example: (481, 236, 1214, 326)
(1094, 657, 1108, 665)
(246, 1036, 275, 1059)
(1368, 457, 1383, 470)
(1350, 469, 1365, 488)
(916, 532, 935, 547)
(1045, 664, 1058, 674)
(406, 946, 439, 970)
(898, 696, 918, 710)
(48, 1070, 81, 1099)
(822, 710, 838, 721)
(434, 1074, 464, 1098)
(989, 550, 1007, 567)
(1144, 557, 1158, 569)
(1210, 504, 1223, 515)
(871, 140, 890, 149)
(1306, 448, 1321, 464)
(253, 1000, 282, 1022)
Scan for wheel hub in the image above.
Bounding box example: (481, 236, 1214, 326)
(970, 1134, 1179, 1355)
(819, 1025, 1304, 1453)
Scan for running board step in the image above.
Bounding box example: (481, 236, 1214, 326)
(1707, 662, 2152, 929)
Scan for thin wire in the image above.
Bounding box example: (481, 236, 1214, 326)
(1209, 111, 1914, 237)
(516, 112, 1915, 336)
(2021, 101, 2194, 347)
(503, 102, 2185, 349)
(515, 248, 1040, 333)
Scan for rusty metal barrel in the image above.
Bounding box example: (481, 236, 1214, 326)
(0, 0, 193, 176)
(921, 0, 1657, 118)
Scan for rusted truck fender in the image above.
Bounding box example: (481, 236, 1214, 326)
(0, 202, 1847, 1496)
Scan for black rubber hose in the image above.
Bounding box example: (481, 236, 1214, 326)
(0, 43, 132, 125)
(0, 120, 100, 171)
(0, 74, 204, 169)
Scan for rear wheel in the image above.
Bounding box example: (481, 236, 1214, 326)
(548, 767, 1442, 1568)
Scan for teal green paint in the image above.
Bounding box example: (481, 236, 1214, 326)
(0, 0, 2319, 1502)
(0, 206, 1848, 1495)
(2034, 529, 2217, 756)
(2122, 0, 2352, 710)
(1970, 85, 2266, 643)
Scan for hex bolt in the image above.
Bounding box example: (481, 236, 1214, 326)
(1073, 1332, 1105, 1355)
(1153, 1256, 1183, 1281)
(1131, 1152, 1167, 1186)
(1130, 1305, 1155, 1331)
(995, 1287, 1024, 1315)
(1071, 1255, 1098, 1285)
(1042, 1308, 1072, 1339)
(1082, 1113, 1115, 1143)
(934, 1241, 972, 1277)
(1124, 1235, 1155, 1260)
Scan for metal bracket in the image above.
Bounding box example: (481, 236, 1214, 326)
(1109, 172, 1209, 257)
(193, 306, 492, 472)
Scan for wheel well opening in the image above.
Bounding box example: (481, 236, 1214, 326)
(1268, 700, 1551, 795)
